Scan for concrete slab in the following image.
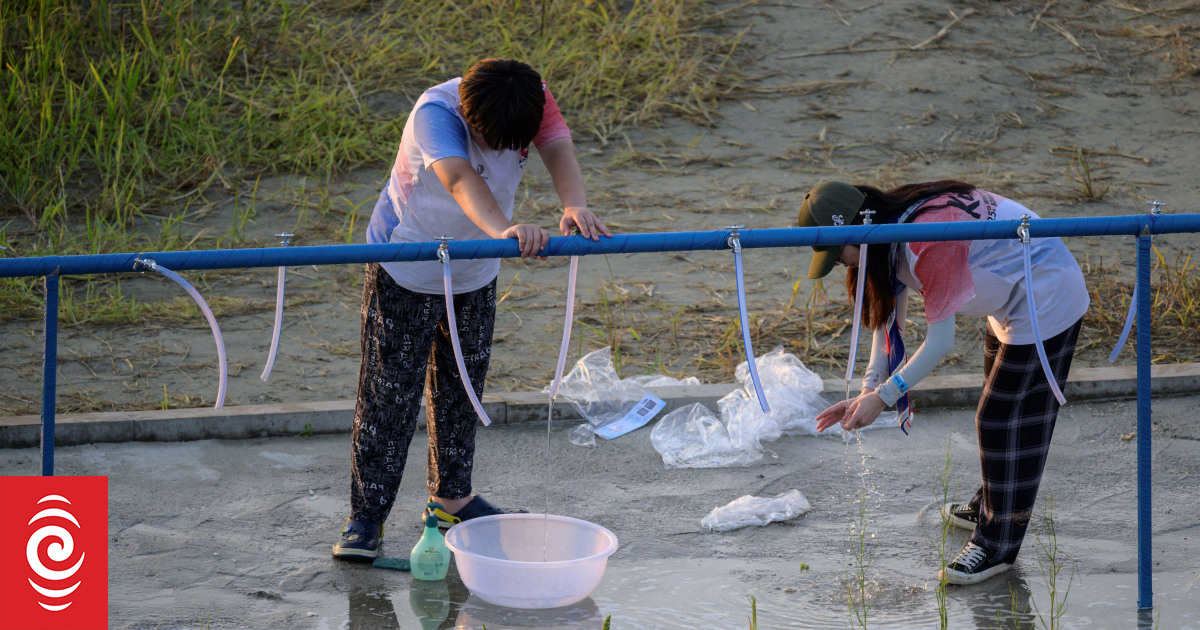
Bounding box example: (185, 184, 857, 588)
(3, 364, 1199, 448)
(2, 395, 1197, 628)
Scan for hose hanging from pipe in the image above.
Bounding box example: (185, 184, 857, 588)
(1018, 216, 1067, 406)
(549, 255, 580, 401)
(1109, 201, 1165, 362)
(438, 238, 492, 426)
(261, 232, 292, 382)
(728, 227, 770, 413)
(844, 211, 874, 401)
(135, 256, 227, 409)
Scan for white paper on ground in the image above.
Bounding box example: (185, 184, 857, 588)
(592, 392, 665, 440)
(700, 489, 812, 532)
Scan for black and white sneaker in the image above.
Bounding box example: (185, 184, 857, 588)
(939, 542, 1013, 585)
(941, 503, 978, 531)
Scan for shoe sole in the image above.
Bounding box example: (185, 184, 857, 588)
(941, 503, 977, 532)
(332, 546, 379, 561)
(939, 561, 1013, 585)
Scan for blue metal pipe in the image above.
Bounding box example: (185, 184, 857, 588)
(42, 275, 58, 476)
(3, 214, 1199, 278)
(1136, 231, 1154, 610)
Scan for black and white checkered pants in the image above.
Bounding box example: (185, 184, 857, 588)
(965, 318, 1081, 563)
(349, 263, 496, 525)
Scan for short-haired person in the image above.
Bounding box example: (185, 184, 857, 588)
(333, 58, 610, 560)
(801, 180, 1088, 584)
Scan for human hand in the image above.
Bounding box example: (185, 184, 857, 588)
(500, 224, 550, 259)
(559, 206, 612, 241)
(815, 391, 886, 433)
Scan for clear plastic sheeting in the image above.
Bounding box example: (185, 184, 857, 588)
(651, 347, 848, 469)
(569, 424, 597, 448)
(650, 403, 764, 469)
(552, 347, 697, 439)
(700, 489, 811, 532)
(721, 346, 828, 437)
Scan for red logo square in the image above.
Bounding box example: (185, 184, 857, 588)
(0, 476, 108, 630)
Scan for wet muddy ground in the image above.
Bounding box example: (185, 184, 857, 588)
(3, 395, 1198, 628)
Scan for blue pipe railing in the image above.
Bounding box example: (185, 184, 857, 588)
(4, 215, 1200, 277)
(5, 212, 1198, 612)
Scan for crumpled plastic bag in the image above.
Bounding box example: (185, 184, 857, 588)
(650, 403, 764, 469)
(720, 346, 829, 438)
(700, 489, 812, 532)
(552, 347, 699, 440)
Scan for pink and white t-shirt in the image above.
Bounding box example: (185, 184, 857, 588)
(367, 78, 571, 294)
(895, 190, 1089, 344)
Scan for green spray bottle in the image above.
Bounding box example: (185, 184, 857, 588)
(410, 502, 451, 581)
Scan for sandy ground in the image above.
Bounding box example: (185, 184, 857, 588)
(2, 0, 1199, 416)
(3, 395, 1199, 628)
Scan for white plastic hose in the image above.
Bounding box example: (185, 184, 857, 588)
(1021, 241, 1067, 406)
(845, 244, 868, 401)
(548, 256, 579, 400)
(733, 248, 770, 413)
(1108, 281, 1137, 363)
(260, 265, 286, 381)
(146, 263, 227, 409)
(441, 256, 492, 426)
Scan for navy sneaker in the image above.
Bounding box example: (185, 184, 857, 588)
(332, 518, 383, 561)
(941, 503, 978, 531)
(939, 542, 1013, 585)
(426, 496, 527, 529)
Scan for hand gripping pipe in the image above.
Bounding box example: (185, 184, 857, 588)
(261, 233, 293, 381)
(438, 238, 492, 426)
(844, 211, 874, 401)
(1017, 217, 1066, 406)
(1109, 201, 1165, 362)
(134, 256, 227, 409)
(548, 254, 580, 400)
(728, 227, 770, 413)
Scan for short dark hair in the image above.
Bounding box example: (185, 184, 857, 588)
(459, 58, 545, 151)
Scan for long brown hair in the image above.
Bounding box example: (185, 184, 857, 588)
(845, 180, 976, 328)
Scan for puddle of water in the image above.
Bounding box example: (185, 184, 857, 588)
(296, 557, 1198, 630)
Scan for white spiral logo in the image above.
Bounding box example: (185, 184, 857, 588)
(26, 494, 86, 612)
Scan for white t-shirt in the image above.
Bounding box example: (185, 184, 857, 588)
(366, 78, 569, 294)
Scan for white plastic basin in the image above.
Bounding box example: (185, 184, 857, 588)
(443, 513, 618, 609)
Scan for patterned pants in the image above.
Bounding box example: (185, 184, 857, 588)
(350, 263, 496, 525)
(966, 318, 1081, 563)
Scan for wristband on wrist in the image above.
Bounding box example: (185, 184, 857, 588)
(891, 374, 909, 394)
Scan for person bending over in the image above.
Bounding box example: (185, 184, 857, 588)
(334, 58, 610, 560)
(800, 180, 1087, 584)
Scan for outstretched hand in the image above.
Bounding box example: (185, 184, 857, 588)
(559, 206, 612, 241)
(815, 391, 886, 433)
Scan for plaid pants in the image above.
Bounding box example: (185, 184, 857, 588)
(966, 318, 1081, 563)
(350, 263, 496, 524)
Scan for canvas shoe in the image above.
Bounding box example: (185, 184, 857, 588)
(332, 518, 383, 561)
(426, 496, 527, 529)
(939, 542, 1013, 585)
(941, 502, 978, 531)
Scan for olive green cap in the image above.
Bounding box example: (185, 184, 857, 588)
(797, 182, 866, 279)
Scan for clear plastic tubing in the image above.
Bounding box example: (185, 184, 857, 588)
(260, 265, 286, 381)
(1021, 237, 1067, 406)
(733, 248, 770, 413)
(148, 263, 227, 409)
(441, 253, 492, 426)
(548, 256, 580, 400)
(844, 244, 868, 401)
(1108, 280, 1138, 362)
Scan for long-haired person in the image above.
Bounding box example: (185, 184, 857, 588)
(801, 180, 1088, 584)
